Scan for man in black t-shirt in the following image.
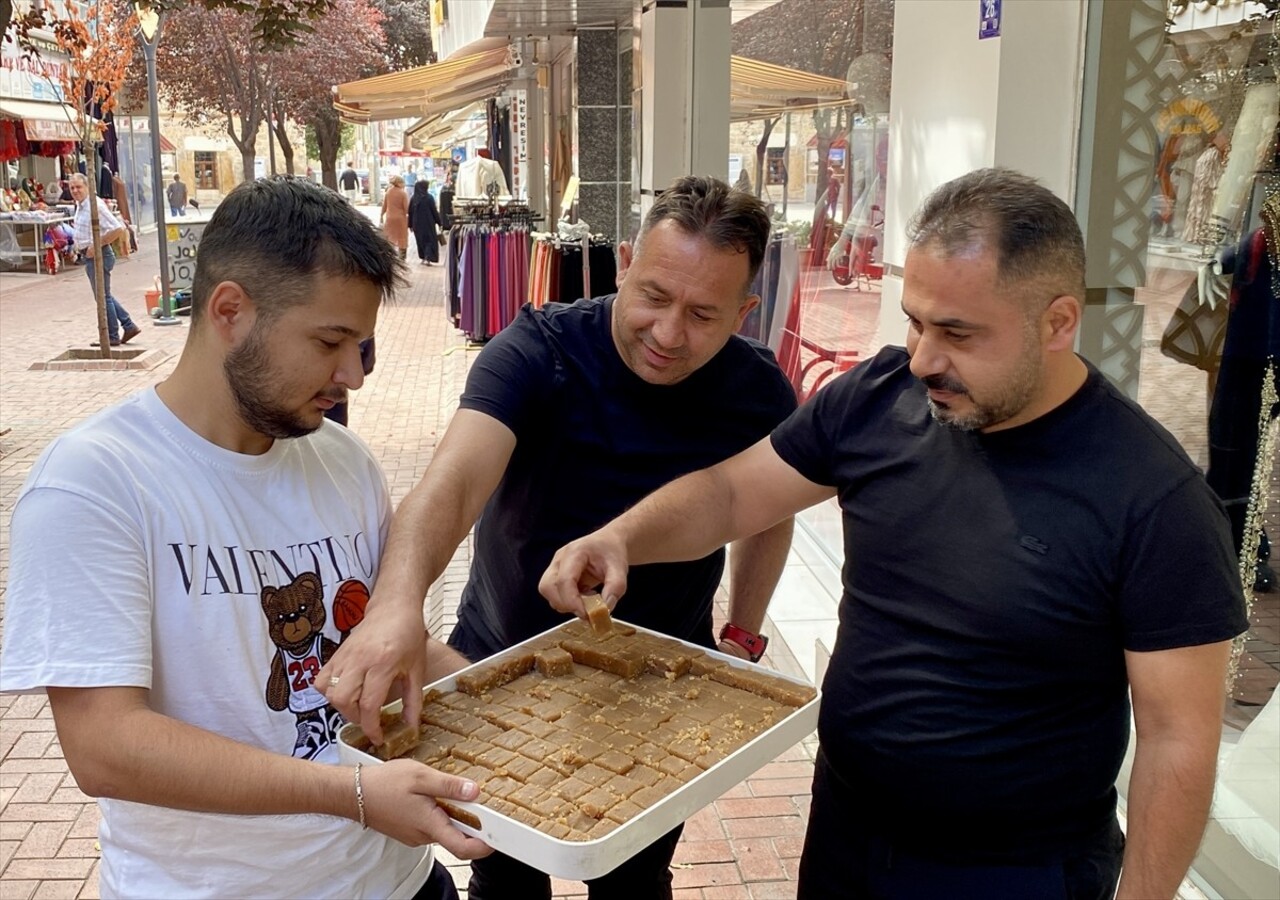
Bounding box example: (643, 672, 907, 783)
(339, 162, 360, 203)
(322, 175, 797, 899)
(542, 169, 1248, 900)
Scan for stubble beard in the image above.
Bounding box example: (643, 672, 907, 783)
(224, 324, 322, 440)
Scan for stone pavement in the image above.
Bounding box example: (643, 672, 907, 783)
(0, 233, 820, 899)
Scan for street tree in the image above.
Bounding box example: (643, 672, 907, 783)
(25, 0, 138, 357)
(154, 5, 266, 181)
(4, 0, 334, 51)
(272, 0, 385, 188)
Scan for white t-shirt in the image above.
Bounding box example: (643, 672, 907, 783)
(0, 388, 432, 899)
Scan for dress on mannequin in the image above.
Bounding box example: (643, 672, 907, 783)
(1182, 145, 1227, 244)
(456, 155, 509, 199)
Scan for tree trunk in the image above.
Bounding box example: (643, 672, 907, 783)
(273, 105, 295, 176)
(226, 111, 263, 183)
(314, 108, 341, 190)
(81, 141, 112, 357)
(754, 116, 778, 200)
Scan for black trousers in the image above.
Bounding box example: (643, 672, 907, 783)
(797, 750, 1125, 900)
(467, 824, 681, 900)
(409, 860, 461, 900)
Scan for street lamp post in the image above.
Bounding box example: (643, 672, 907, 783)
(135, 4, 177, 325)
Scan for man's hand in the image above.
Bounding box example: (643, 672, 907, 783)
(360, 760, 493, 859)
(318, 604, 427, 745)
(539, 528, 631, 618)
(83, 245, 95, 259)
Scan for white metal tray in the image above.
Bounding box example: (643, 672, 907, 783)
(337, 620, 820, 881)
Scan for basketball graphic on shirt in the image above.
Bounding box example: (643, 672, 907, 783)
(333, 578, 370, 638)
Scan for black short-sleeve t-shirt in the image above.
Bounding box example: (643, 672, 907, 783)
(771, 346, 1247, 860)
(456, 296, 797, 656)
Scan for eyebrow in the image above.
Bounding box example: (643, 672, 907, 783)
(900, 304, 983, 330)
(636, 278, 722, 312)
(314, 325, 365, 339)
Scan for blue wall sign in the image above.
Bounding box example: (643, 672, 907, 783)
(980, 0, 1001, 39)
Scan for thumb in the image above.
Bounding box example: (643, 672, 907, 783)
(599, 565, 628, 613)
(417, 768, 481, 803)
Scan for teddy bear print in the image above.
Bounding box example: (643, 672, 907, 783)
(262, 572, 344, 760)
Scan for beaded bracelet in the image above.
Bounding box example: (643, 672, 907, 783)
(354, 763, 367, 830)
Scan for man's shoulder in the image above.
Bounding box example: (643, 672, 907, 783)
(23, 393, 153, 492)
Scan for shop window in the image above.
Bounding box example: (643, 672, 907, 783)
(766, 147, 787, 186)
(194, 152, 217, 191)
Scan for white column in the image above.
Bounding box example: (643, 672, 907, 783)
(639, 0, 730, 217)
(877, 0, 1087, 346)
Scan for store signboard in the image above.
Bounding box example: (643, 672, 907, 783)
(0, 43, 68, 102)
(509, 89, 528, 200)
(165, 219, 210, 291)
(979, 0, 1001, 39)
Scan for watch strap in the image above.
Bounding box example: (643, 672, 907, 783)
(719, 623, 768, 662)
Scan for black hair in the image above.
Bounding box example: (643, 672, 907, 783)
(906, 167, 1086, 302)
(639, 174, 772, 288)
(191, 176, 405, 324)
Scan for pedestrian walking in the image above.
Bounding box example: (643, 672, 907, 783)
(68, 173, 141, 347)
(408, 180, 444, 266)
(167, 173, 188, 217)
(380, 174, 409, 260)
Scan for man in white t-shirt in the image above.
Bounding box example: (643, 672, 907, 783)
(0, 176, 490, 899)
(69, 173, 141, 346)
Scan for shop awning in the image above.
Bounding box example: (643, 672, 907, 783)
(0, 98, 82, 141)
(730, 56, 851, 122)
(333, 46, 515, 124)
(405, 101, 486, 150)
(159, 133, 176, 153)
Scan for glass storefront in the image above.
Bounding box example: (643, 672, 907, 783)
(115, 116, 158, 232)
(730, 0, 1277, 894)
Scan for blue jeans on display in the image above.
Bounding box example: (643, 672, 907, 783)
(83, 246, 134, 341)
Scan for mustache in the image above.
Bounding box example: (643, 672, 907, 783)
(319, 389, 348, 404)
(922, 374, 967, 395)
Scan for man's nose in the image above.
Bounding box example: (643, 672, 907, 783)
(907, 331, 946, 380)
(650, 308, 685, 349)
(333, 343, 366, 390)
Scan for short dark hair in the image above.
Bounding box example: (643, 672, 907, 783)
(638, 174, 771, 289)
(906, 168, 1086, 302)
(191, 177, 405, 325)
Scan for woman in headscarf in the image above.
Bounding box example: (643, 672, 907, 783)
(380, 174, 410, 260)
(407, 180, 444, 266)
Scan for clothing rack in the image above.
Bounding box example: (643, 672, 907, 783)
(445, 204, 542, 340)
(528, 230, 616, 308)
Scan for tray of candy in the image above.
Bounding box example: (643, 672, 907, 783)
(337, 618, 819, 881)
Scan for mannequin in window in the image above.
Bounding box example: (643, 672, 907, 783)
(456, 149, 508, 199)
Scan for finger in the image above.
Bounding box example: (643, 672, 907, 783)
(401, 665, 425, 734)
(358, 668, 396, 745)
(425, 806, 493, 860)
(317, 660, 362, 722)
(538, 554, 579, 615)
(599, 560, 628, 612)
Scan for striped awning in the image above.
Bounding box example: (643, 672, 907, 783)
(0, 98, 82, 141)
(333, 46, 515, 124)
(730, 56, 851, 122)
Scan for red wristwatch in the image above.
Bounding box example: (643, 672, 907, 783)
(719, 623, 769, 662)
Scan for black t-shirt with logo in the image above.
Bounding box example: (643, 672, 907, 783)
(771, 346, 1246, 861)
(455, 296, 797, 657)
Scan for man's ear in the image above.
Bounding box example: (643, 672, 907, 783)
(1042, 294, 1082, 352)
(616, 241, 635, 289)
(736, 294, 761, 330)
(205, 281, 255, 343)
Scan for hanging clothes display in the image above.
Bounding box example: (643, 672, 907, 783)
(527, 232, 617, 308)
(743, 230, 799, 348)
(446, 201, 537, 341)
